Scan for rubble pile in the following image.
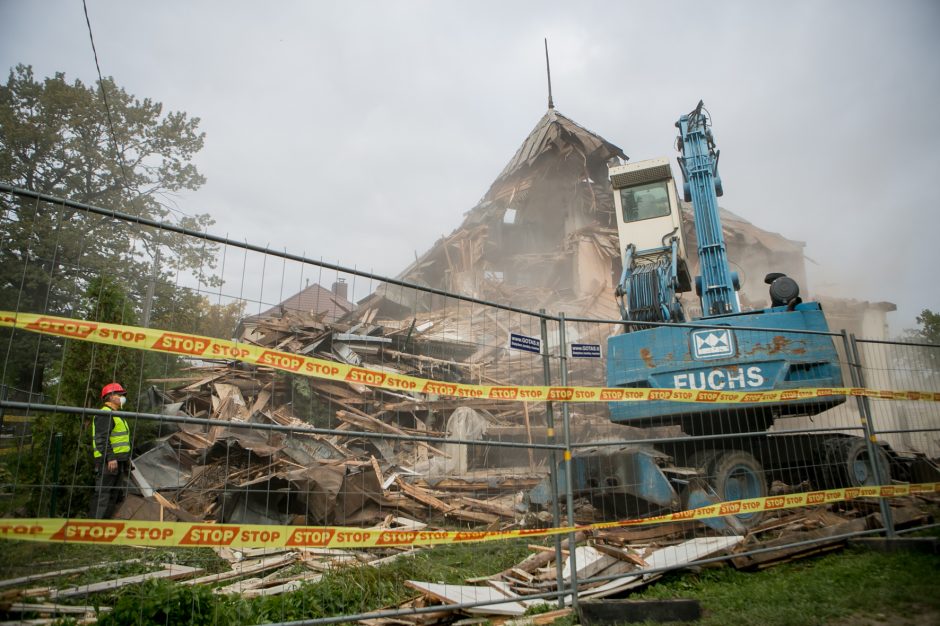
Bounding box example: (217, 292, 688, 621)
(17, 492, 926, 613)
(128, 308, 600, 527)
(389, 495, 936, 623)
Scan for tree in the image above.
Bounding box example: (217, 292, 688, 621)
(911, 309, 940, 345)
(0, 64, 218, 393)
(901, 309, 940, 376)
(23, 276, 146, 517)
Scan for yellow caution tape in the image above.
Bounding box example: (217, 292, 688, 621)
(1, 483, 936, 549)
(2, 311, 938, 405)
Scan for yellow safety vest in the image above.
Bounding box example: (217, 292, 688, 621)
(92, 406, 131, 459)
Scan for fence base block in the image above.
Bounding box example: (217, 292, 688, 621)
(578, 599, 702, 624)
(849, 536, 940, 555)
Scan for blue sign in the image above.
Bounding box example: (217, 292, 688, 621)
(509, 332, 541, 354)
(570, 343, 602, 358)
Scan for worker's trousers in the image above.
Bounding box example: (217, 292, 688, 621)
(89, 460, 129, 519)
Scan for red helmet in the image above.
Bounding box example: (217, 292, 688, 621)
(101, 382, 126, 399)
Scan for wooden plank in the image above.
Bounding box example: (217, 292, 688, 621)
(250, 386, 272, 415)
(0, 559, 141, 589)
(453, 496, 516, 519)
(182, 553, 297, 586)
(447, 509, 500, 524)
(404, 580, 528, 617)
(594, 523, 689, 544)
(501, 608, 573, 626)
(6, 602, 111, 616)
(495, 532, 587, 580)
(182, 372, 228, 392)
(521, 403, 536, 472)
(241, 579, 306, 598)
(52, 564, 203, 599)
(394, 477, 453, 513)
(592, 542, 649, 568)
(731, 517, 868, 569)
(334, 410, 448, 457)
(581, 536, 743, 599)
(527, 544, 567, 556)
(370, 455, 385, 489)
(561, 546, 620, 581)
(151, 490, 199, 522)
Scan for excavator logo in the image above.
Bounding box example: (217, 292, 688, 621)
(691, 328, 735, 360)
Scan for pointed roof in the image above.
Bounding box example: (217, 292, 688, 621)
(258, 282, 353, 321)
(488, 108, 626, 194)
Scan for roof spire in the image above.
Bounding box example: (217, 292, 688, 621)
(544, 38, 554, 110)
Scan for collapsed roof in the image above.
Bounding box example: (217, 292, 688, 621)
(357, 107, 809, 321)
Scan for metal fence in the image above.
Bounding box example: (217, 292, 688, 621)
(0, 184, 938, 624)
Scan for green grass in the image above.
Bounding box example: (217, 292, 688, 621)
(0, 541, 229, 587)
(3, 537, 938, 625)
(1, 538, 535, 625)
(622, 544, 940, 626)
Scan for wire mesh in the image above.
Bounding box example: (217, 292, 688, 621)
(0, 187, 938, 624)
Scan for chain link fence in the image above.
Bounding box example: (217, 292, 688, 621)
(1, 185, 938, 624)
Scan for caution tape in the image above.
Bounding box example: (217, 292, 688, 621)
(2, 311, 938, 405)
(2, 483, 937, 549)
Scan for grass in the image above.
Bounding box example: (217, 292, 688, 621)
(2, 534, 938, 625)
(549, 522, 933, 625)
(0, 541, 230, 587)
(612, 541, 940, 626)
(1, 537, 535, 625)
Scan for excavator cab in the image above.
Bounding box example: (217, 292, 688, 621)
(611, 157, 688, 259)
(610, 158, 692, 323)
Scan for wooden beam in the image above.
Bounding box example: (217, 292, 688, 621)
(0, 559, 141, 589)
(182, 553, 297, 586)
(51, 564, 203, 599)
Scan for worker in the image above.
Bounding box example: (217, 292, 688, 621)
(89, 382, 132, 519)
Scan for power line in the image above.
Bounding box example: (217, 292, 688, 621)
(81, 0, 132, 192)
(80, 0, 194, 221)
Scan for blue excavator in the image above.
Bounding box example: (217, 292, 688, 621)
(530, 101, 893, 529)
(607, 100, 844, 432)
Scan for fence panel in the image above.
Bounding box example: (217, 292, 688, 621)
(0, 186, 938, 624)
(854, 337, 940, 464)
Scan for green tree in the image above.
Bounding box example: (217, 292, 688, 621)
(152, 293, 246, 341)
(0, 64, 217, 394)
(23, 276, 146, 517)
(901, 308, 940, 376)
(911, 309, 940, 345)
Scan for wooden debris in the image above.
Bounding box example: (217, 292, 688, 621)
(404, 580, 548, 617)
(50, 563, 203, 599)
(731, 515, 869, 570)
(3, 602, 111, 616)
(182, 553, 297, 586)
(0, 559, 141, 589)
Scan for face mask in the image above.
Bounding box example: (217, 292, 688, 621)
(118, 395, 127, 408)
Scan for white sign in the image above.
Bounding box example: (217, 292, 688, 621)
(691, 328, 735, 360)
(673, 366, 766, 390)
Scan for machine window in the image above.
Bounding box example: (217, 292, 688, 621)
(620, 181, 671, 223)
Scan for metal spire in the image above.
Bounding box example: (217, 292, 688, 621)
(544, 38, 554, 109)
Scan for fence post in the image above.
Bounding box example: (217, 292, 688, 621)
(49, 432, 62, 517)
(539, 310, 566, 607)
(557, 312, 578, 611)
(842, 331, 895, 537)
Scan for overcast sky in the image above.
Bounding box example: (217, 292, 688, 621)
(2, 0, 938, 334)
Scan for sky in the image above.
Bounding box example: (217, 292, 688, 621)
(1, 0, 939, 335)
